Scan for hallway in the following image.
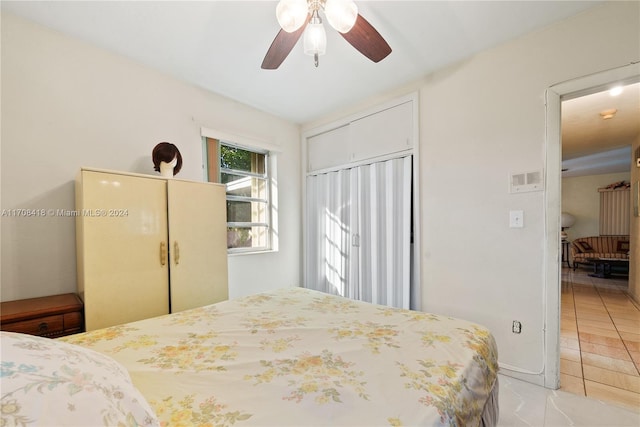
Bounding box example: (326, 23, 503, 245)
(560, 266, 640, 412)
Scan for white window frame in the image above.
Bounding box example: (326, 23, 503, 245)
(201, 128, 279, 255)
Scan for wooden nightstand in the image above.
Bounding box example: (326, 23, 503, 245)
(1, 293, 84, 338)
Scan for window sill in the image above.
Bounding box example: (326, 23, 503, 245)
(228, 249, 279, 257)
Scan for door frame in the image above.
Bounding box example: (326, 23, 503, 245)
(544, 62, 640, 388)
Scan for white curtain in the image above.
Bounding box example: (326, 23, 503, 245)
(305, 156, 412, 309)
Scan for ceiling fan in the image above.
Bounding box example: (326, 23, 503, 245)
(262, 0, 392, 69)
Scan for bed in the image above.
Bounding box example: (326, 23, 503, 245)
(1, 287, 499, 426)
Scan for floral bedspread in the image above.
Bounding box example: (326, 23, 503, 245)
(62, 287, 498, 426)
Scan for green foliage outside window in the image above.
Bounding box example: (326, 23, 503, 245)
(220, 145, 252, 171)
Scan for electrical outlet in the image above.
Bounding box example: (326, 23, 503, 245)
(512, 321, 522, 334)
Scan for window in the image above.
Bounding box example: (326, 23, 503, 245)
(206, 138, 273, 253)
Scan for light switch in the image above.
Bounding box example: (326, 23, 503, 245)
(510, 210, 524, 228)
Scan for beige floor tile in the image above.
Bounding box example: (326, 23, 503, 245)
(606, 303, 640, 313)
(603, 293, 638, 300)
(606, 305, 639, 313)
(559, 373, 585, 396)
(629, 351, 640, 371)
(612, 313, 640, 323)
(580, 341, 633, 361)
(560, 336, 581, 351)
(579, 332, 626, 349)
(573, 295, 604, 311)
(575, 311, 611, 322)
(573, 285, 597, 291)
(581, 351, 639, 376)
(561, 358, 583, 378)
(619, 331, 640, 343)
(560, 347, 582, 363)
(573, 300, 606, 311)
(584, 380, 640, 413)
(562, 331, 579, 341)
(583, 364, 640, 393)
(575, 302, 606, 311)
(560, 267, 639, 411)
(573, 300, 604, 308)
(577, 324, 621, 338)
(624, 340, 640, 353)
(616, 322, 640, 334)
(612, 317, 640, 329)
(577, 319, 616, 330)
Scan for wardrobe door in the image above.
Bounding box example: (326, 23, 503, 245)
(77, 171, 169, 330)
(167, 180, 228, 313)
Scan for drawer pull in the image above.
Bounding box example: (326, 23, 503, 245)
(38, 322, 49, 333)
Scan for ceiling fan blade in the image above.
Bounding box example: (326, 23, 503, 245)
(261, 15, 310, 70)
(340, 14, 392, 63)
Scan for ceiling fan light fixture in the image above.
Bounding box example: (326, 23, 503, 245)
(600, 108, 617, 119)
(303, 13, 327, 66)
(609, 86, 623, 97)
(262, 0, 391, 70)
(324, 0, 358, 33)
(276, 0, 308, 32)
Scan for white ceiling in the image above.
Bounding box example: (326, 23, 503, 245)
(1, 0, 605, 124)
(3, 0, 636, 176)
(561, 82, 640, 177)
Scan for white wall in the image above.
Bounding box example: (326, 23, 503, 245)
(0, 13, 302, 301)
(562, 171, 631, 240)
(420, 1, 638, 385)
(304, 1, 640, 386)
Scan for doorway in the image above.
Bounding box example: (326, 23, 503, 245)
(545, 63, 640, 400)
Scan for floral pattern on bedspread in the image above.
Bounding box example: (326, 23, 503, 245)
(244, 349, 369, 404)
(61, 287, 498, 426)
(137, 332, 238, 372)
(151, 394, 252, 427)
(330, 321, 401, 354)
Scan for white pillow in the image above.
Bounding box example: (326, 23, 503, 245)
(1, 331, 159, 426)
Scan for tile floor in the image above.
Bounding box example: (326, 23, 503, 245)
(498, 374, 640, 426)
(559, 265, 640, 413)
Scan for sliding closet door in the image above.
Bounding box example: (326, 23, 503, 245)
(305, 156, 412, 309)
(356, 156, 412, 308)
(306, 169, 357, 298)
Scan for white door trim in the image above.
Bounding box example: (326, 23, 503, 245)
(544, 62, 640, 388)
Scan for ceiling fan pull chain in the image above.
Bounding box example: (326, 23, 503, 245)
(314, 52, 319, 67)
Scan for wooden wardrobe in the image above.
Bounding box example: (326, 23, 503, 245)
(76, 168, 228, 331)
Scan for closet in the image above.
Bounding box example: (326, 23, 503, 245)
(304, 95, 418, 310)
(76, 168, 228, 331)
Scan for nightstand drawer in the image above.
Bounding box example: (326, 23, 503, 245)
(1, 293, 84, 338)
(3, 315, 65, 337)
(63, 311, 83, 333)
